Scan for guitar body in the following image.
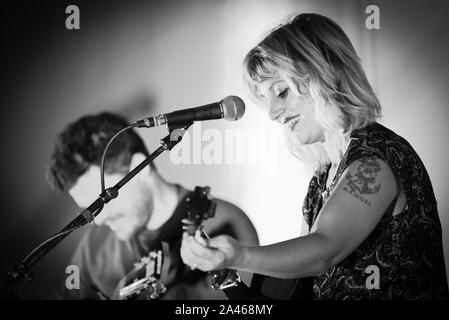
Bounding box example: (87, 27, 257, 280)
(250, 274, 314, 300)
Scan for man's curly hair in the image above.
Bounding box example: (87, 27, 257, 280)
(47, 112, 151, 192)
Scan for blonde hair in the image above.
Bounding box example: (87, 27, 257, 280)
(243, 13, 381, 172)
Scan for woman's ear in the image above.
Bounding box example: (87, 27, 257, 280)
(129, 152, 152, 178)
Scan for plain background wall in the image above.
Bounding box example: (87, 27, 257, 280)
(0, 0, 448, 298)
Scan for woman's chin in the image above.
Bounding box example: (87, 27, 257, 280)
(287, 135, 305, 157)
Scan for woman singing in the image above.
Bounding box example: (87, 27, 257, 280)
(181, 13, 449, 299)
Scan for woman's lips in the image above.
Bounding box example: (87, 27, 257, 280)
(285, 115, 302, 131)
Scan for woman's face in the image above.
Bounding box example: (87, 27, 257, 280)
(256, 76, 325, 152)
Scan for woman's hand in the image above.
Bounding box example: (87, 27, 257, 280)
(180, 230, 244, 272)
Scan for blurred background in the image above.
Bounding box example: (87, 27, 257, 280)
(0, 0, 448, 298)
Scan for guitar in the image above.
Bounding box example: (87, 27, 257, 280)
(183, 186, 314, 300)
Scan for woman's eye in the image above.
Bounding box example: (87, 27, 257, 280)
(277, 88, 289, 99)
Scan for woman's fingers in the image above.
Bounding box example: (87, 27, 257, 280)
(180, 232, 226, 271)
(195, 229, 209, 246)
(207, 235, 231, 248)
(187, 233, 214, 258)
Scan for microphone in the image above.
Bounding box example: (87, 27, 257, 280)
(135, 95, 245, 128)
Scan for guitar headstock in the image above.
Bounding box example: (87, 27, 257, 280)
(181, 186, 240, 291)
(183, 186, 217, 236)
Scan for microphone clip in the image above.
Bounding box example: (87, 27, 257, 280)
(161, 121, 193, 151)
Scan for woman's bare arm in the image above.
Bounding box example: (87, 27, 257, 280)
(181, 157, 399, 279)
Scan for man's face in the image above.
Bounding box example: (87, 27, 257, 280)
(69, 165, 152, 240)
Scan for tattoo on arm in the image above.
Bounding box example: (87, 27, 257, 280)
(342, 158, 381, 206)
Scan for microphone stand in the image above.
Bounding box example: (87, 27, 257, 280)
(0, 122, 192, 299)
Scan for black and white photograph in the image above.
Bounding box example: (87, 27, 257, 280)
(0, 0, 448, 312)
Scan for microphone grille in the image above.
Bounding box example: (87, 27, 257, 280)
(221, 96, 246, 121)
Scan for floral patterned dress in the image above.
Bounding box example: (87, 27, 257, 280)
(302, 122, 449, 299)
